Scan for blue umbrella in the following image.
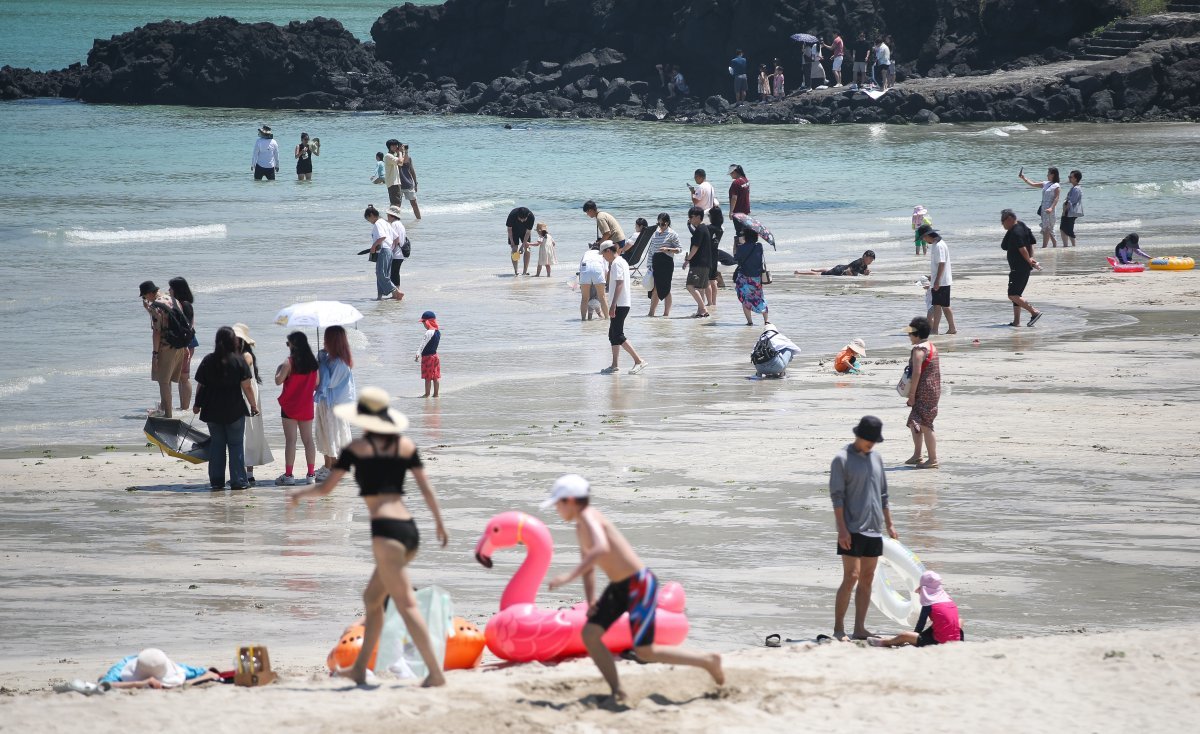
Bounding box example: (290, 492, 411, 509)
(791, 33, 819, 45)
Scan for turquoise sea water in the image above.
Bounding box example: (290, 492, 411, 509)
(0, 0, 441, 71)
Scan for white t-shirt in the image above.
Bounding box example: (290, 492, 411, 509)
(876, 43, 891, 66)
(580, 248, 606, 274)
(371, 219, 392, 249)
(930, 239, 953, 287)
(1041, 181, 1060, 211)
(607, 256, 631, 308)
(252, 138, 279, 169)
(390, 218, 407, 259)
(692, 181, 716, 210)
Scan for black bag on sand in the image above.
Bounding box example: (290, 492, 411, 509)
(751, 330, 780, 365)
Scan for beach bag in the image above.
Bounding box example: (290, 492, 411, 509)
(401, 237, 412, 258)
(154, 299, 195, 350)
(761, 253, 772, 285)
(751, 330, 780, 366)
(897, 344, 935, 397)
(644, 267, 656, 291)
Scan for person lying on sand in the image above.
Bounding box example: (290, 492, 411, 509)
(544, 474, 724, 705)
(871, 571, 964, 648)
(99, 648, 219, 689)
(795, 250, 875, 276)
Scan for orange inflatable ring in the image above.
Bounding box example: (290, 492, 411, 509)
(326, 625, 378, 672)
(444, 617, 486, 670)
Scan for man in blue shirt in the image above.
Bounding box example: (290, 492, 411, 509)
(730, 50, 748, 103)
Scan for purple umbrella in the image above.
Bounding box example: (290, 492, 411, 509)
(733, 213, 776, 249)
(791, 33, 819, 45)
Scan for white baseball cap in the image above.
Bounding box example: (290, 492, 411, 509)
(540, 474, 590, 509)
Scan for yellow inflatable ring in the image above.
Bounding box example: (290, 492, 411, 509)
(1148, 256, 1195, 271)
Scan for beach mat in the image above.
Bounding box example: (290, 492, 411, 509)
(143, 416, 211, 464)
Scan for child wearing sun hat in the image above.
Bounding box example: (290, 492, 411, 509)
(834, 338, 867, 374)
(872, 570, 964, 648)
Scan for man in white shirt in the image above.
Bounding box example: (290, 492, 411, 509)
(251, 125, 279, 181)
(599, 241, 647, 375)
(386, 205, 408, 292)
(688, 168, 716, 215)
(383, 138, 405, 208)
(919, 225, 956, 335)
(875, 38, 891, 91)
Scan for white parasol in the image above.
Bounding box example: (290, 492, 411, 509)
(275, 301, 363, 346)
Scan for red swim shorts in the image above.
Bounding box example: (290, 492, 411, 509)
(421, 354, 441, 380)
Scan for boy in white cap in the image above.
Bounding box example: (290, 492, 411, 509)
(872, 570, 964, 647)
(543, 474, 724, 705)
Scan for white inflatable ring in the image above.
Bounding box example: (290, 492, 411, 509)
(871, 538, 927, 627)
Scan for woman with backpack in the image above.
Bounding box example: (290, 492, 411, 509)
(274, 331, 320, 486)
(139, 280, 194, 419)
(193, 326, 259, 490)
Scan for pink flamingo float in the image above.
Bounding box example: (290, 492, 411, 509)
(473, 511, 689, 662)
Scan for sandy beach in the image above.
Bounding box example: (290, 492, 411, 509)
(2, 261, 1198, 731)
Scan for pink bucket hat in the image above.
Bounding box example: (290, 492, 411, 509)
(917, 570, 952, 606)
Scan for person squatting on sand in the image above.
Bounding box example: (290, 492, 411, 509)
(543, 474, 724, 706)
(599, 242, 647, 375)
(314, 325, 356, 480)
(274, 331, 319, 486)
(999, 209, 1044, 327)
(193, 326, 259, 491)
(830, 416, 898, 641)
(903, 317, 942, 469)
(288, 387, 448, 688)
(578, 244, 609, 320)
(871, 570, 964, 648)
(1114, 232, 1151, 264)
(834, 338, 867, 373)
(752, 324, 800, 378)
(415, 311, 441, 398)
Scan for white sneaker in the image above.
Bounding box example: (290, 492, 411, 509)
(276, 473, 296, 486)
(303, 473, 316, 485)
(629, 362, 647, 374)
(314, 467, 331, 482)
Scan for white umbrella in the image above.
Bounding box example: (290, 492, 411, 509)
(275, 301, 363, 346)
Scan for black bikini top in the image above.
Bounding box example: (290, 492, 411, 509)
(334, 436, 423, 496)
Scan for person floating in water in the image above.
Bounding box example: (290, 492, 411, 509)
(544, 474, 724, 706)
(795, 250, 875, 276)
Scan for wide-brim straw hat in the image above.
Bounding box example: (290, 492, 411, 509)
(386, 204, 404, 219)
(232, 323, 256, 346)
(334, 386, 409, 434)
(847, 338, 866, 356)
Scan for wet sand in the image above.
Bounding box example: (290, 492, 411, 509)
(1, 263, 1198, 730)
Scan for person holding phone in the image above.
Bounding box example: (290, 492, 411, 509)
(688, 169, 716, 215)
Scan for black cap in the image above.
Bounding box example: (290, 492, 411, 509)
(916, 224, 938, 239)
(852, 415, 885, 443)
(139, 280, 159, 296)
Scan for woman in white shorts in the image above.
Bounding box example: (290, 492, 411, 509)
(578, 245, 609, 320)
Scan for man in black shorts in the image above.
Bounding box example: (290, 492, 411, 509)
(829, 416, 897, 641)
(683, 206, 712, 318)
(1000, 209, 1044, 327)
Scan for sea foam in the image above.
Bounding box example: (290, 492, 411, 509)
(64, 223, 227, 244)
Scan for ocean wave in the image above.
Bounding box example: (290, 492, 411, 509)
(0, 375, 46, 399)
(1079, 218, 1142, 229)
(975, 123, 1029, 137)
(64, 224, 227, 244)
(779, 230, 890, 245)
(196, 275, 367, 295)
(55, 364, 144, 379)
(419, 199, 515, 215)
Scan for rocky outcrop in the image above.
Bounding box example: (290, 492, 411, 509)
(74, 16, 396, 108)
(0, 64, 84, 100)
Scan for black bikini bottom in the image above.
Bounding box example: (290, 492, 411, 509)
(369, 518, 419, 552)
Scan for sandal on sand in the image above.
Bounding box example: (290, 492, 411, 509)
(917, 460, 940, 470)
(1028, 311, 1043, 327)
(765, 634, 782, 648)
(904, 455, 922, 465)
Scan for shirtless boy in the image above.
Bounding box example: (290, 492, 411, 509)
(543, 474, 724, 704)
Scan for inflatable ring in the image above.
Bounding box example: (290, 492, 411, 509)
(870, 538, 927, 627)
(1148, 256, 1195, 271)
(1107, 256, 1144, 274)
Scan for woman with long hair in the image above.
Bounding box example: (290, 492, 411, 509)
(288, 387, 448, 687)
(168, 276, 196, 412)
(1018, 166, 1061, 248)
(314, 325, 356, 480)
(274, 331, 320, 486)
(645, 212, 681, 317)
(193, 326, 259, 490)
(233, 323, 273, 486)
(733, 229, 769, 326)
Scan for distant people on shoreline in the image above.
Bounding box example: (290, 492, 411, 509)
(1019, 166, 1061, 248)
(852, 31, 871, 88)
(1060, 169, 1083, 247)
(167, 276, 197, 413)
(398, 143, 421, 220)
(371, 152, 385, 184)
(233, 323, 272, 485)
(387, 204, 408, 290)
(733, 228, 769, 326)
(683, 206, 712, 318)
(920, 226, 957, 335)
(912, 205, 932, 255)
(578, 244, 608, 320)
(730, 49, 748, 103)
(384, 139, 406, 208)
(314, 325, 356, 480)
(795, 250, 875, 276)
(689, 169, 717, 213)
(506, 206, 536, 275)
(903, 316, 941, 469)
(251, 125, 279, 181)
(999, 209, 1044, 327)
(416, 311, 441, 398)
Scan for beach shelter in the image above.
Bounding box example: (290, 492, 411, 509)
(144, 416, 210, 464)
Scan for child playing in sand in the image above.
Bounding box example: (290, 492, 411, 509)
(99, 648, 219, 689)
(371, 152, 385, 184)
(414, 311, 441, 398)
(544, 474, 724, 705)
(834, 338, 866, 374)
(871, 570, 963, 647)
(912, 206, 931, 255)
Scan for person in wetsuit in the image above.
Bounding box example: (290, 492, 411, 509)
(288, 386, 449, 687)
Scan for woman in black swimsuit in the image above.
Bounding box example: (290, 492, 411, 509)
(295, 132, 314, 181)
(287, 386, 448, 687)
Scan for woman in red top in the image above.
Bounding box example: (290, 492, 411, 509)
(274, 331, 320, 485)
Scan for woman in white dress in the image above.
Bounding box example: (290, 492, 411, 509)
(233, 323, 274, 485)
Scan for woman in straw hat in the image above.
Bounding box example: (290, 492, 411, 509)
(288, 386, 448, 687)
(233, 323, 274, 486)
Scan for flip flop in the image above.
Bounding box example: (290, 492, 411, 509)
(765, 634, 782, 648)
(904, 456, 922, 465)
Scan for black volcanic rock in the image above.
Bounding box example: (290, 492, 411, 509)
(77, 16, 395, 108)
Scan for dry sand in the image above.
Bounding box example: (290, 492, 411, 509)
(2, 263, 1199, 731)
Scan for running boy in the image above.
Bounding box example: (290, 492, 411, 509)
(414, 310, 441, 397)
(544, 474, 724, 705)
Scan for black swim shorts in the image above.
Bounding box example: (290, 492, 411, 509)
(837, 532, 883, 558)
(916, 628, 938, 647)
(608, 306, 629, 346)
(686, 267, 708, 289)
(587, 568, 659, 647)
(822, 264, 849, 276)
(930, 285, 951, 307)
(1007, 269, 1031, 297)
